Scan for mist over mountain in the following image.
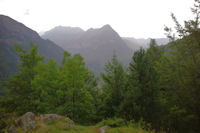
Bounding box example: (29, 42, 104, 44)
(0, 15, 64, 80)
(0, 14, 169, 79)
(123, 37, 170, 49)
(42, 26, 85, 49)
(42, 25, 169, 72)
(42, 25, 134, 72)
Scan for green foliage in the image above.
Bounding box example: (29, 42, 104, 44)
(106, 127, 152, 133)
(98, 118, 126, 127)
(0, 43, 44, 114)
(0, 102, 17, 133)
(156, 0, 200, 132)
(100, 53, 127, 118)
(1, 1, 200, 133)
(0, 108, 8, 133)
(9, 116, 151, 133)
(0, 43, 99, 125)
(118, 1, 200, 132)
(31, 59, 60, 113)
(31, 52, 98, 124)
(121, 42, 164, 130)
(58, 53, 97, 123)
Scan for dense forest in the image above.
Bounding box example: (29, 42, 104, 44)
(1, 1, 200, 133)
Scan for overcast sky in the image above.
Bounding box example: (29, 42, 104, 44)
(0, 0, 194, 38)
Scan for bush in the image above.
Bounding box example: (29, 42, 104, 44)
(0, 120, 6, 133)
(97, 118, 126, 127)
(0, 109, 9, 133)
(127, 118, 151, 131)
(0, 107, 17, 132)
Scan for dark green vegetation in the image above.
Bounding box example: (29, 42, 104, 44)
(1, 1, 200, 133)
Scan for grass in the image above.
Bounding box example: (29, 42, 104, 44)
(106, 127, 152, 133)
(16, 117, 97, 133)
(14, 116, 152, 133)
(17, 125, 97, 133)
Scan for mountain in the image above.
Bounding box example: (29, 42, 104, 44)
(122, 38, 144, 51)
(42, 25, 134, 72)
(0, 15, 64, 81)
(42, 26, 85, 49)
(123, 37, 170, 50)
(42, 25, 170, 72)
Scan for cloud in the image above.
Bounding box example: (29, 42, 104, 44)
(0, 0, 194, 38)
(24, 9, 30, 15)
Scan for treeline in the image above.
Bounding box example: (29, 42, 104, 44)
(0, 44, 101, 124)
(1, 1, 200, 133)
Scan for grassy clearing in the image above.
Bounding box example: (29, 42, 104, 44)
(17, 125, 97, 133)
(17, 126, 152, 133)
(106, 126, 152, 133)
(14, 117, 152, 133)
(17, 125, 152, 133)
(16, 117, 97, 133)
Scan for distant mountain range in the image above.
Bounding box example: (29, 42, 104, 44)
(42, 25, 134, 72)
(0, 15, 169, 81)
(0, 15, 64, 81)
(42, 25, 169, 72)
(123, 37, 170, 49)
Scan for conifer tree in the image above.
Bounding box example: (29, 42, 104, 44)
(1, 43, 44, 114)
(101, 53, 127, 118)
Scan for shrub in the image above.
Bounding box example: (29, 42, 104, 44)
(97, 118, 126, 127)
(0, 107, 17, 132)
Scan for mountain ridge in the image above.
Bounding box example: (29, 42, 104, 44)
(0, 15, 64, 81)
(42, 24, 133, 72)
(41, 25, 169, 72)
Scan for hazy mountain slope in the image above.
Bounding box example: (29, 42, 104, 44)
(122, 38, 142, 51)
(41, 25, 169, 73)
(42, 25, 133, 72)
(0, 15, 64, 81)
(123, 37, 169, 50)
(42, 26, 84, 48)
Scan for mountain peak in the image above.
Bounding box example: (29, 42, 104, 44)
(40, 24, 133, 72)
(0, 15, 14, 22)
(49, 26, 84, 34)
(0, 15, 40, 39)
(101, 24, 113, 30)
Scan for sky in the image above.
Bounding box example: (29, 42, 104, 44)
(0, 0, 195, 38)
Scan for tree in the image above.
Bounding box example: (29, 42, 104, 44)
(31, 51, 98, 123)
(31, 59, 60, 113)
(155, 0, 200, 132)
(121, 41, 165, 131)
(59, 53, 97, 123)
(101, 53, 127, 118)
(1, 43, 44, 114)
(121, 48, 146, 121)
